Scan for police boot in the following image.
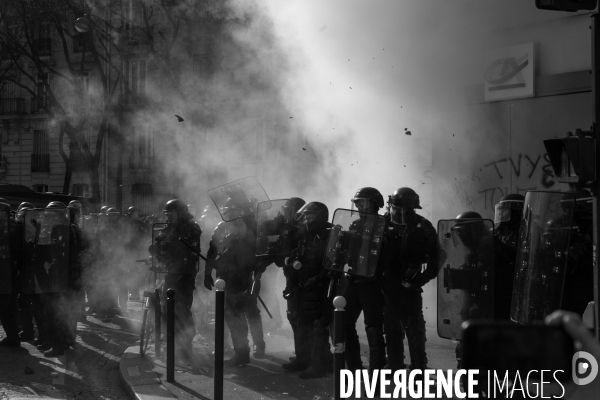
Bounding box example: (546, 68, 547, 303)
(385, 327, 406, 371)
(253, 342, 266, 359)
(283, 323, 310, 371)
(299, 321, 328, 379)
(225, 350, 250, 367)
(405, 316, 428, 370)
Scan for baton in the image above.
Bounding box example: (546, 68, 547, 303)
(179, 238, 208, 261)
(250, 272, 261, 296)
(257, 294, 273, 319)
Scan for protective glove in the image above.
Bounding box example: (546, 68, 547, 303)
(204, 274, 214, 291)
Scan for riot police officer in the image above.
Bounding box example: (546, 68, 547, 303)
(283, 202, 332, 379)
(0, 203, 23, 346)
(493, 194, 524, 249)
(561, 189, 594, 316)
(150, 199, 201, 361)
(15, 202, 43, 343)
(204, 198, 265, 366)
(342, 188, 387, 374)
(384, 187, 437, 371)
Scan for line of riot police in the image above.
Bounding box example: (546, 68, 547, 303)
(196, 177, 438, 380)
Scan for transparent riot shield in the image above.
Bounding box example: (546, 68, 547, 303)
(82, 215, 98, 238)
(256, 199, 295, 257)
(98, 213, 121, 232)
(21, 208, 70, 293)
(437, 218, 494, 340)
(0, 211, 11, 294)
(208, 176, 271, 222)
(510, 191, 574, 324)
(323, 208, 386, 278)
(151, 223, 169, 273)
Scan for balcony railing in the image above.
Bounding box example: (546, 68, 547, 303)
(31, 98, 48, 114)
(31, 154, 50, 172)
(0, 98, 25, 114)
(129, 156, 152, 170)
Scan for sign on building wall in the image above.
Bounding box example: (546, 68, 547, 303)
(484, 42, 536, 102)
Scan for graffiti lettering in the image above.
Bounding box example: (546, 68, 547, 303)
(485, 158, 507, 180)
(541, 153, 555, 188)
(524, 155, 541, 179)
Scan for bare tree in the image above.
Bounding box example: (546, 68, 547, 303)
(0, 0, 125, 198)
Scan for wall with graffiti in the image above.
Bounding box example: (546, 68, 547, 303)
(431, 92, 591, 224)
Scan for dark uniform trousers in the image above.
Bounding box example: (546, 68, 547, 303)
(162, 273, 196, 350)
(296, 283, 331, 371)
(384, 283, 427, 370)
(344, 278, 386, 372)
(224, 291, 264, 355)
(0, 291, 20, 340)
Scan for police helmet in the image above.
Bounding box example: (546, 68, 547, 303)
(352, 187, 384, 209)
(294, 201, 328, 229)
(47, 201, 66, 209)
(283, 197, 306, 215)
(0, 202, 11, 213)
(389, 187, 422, 209)
(18, 202, 34, 212)
(106, 207, 120, 214)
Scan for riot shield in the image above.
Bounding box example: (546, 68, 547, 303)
(208, 176, 271, 222)
(437, 218, 494, 340)
(98, 213, 121, 232)
(510, 191, 574, 324)
(21, 208, 70, 293)
(323, 208, 385, 278)
(82, 215, 98, 238)
(256, 199, 295, 257)
(0, 211, 11, 294)
(151, 223, 169, 273)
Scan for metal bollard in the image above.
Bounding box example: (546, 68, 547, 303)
(214, 279, 226, 400)
(166, 288, 175, 383)
(333, 296, 346, 400)
(154, 288, 162, 359)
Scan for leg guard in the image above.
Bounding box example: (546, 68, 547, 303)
(366, 326, 386, 373)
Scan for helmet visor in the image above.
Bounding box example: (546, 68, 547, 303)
(494, 203, 512, 224)
(390, 205, 411, 225)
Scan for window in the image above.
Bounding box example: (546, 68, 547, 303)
(127, 58, 146, 104)
(124, 0, 144, 30)
(132, 183, 152, 215)
(31, 129, 49, 172)
(33, 22, 52, 56)
(0, 80, 24, 114)
(72, 183, 90, 197)
(129, 123, 153, 169)
(73, 32, 91, 53)
(32, 73, 49, 113)
(1, 22, 19, 59)
(33, 184, 48, 193)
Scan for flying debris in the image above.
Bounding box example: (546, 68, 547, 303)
(404, 128, 412, 136)
(175, 115, 184, 122)
(350, 87, 352, 89)
(302, 148, 306, 151)
(289, 117, 293, 119)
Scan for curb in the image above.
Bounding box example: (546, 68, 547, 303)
(119, 346, 177, 400)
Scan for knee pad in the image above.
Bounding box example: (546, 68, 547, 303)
(366, 326, 385, 346)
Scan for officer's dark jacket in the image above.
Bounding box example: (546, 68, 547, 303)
(154, 220, 201, 275)
(383, 212, 438, 287)
(207, 220, 256, 292)
(289, 222, 331, 321)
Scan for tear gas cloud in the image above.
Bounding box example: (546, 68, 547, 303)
(103, 1, 587, 350)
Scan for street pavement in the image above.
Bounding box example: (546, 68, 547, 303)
(1, 298, 459, 400)
(119, 319, 458, 400)
(0, 304, 144, 400)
